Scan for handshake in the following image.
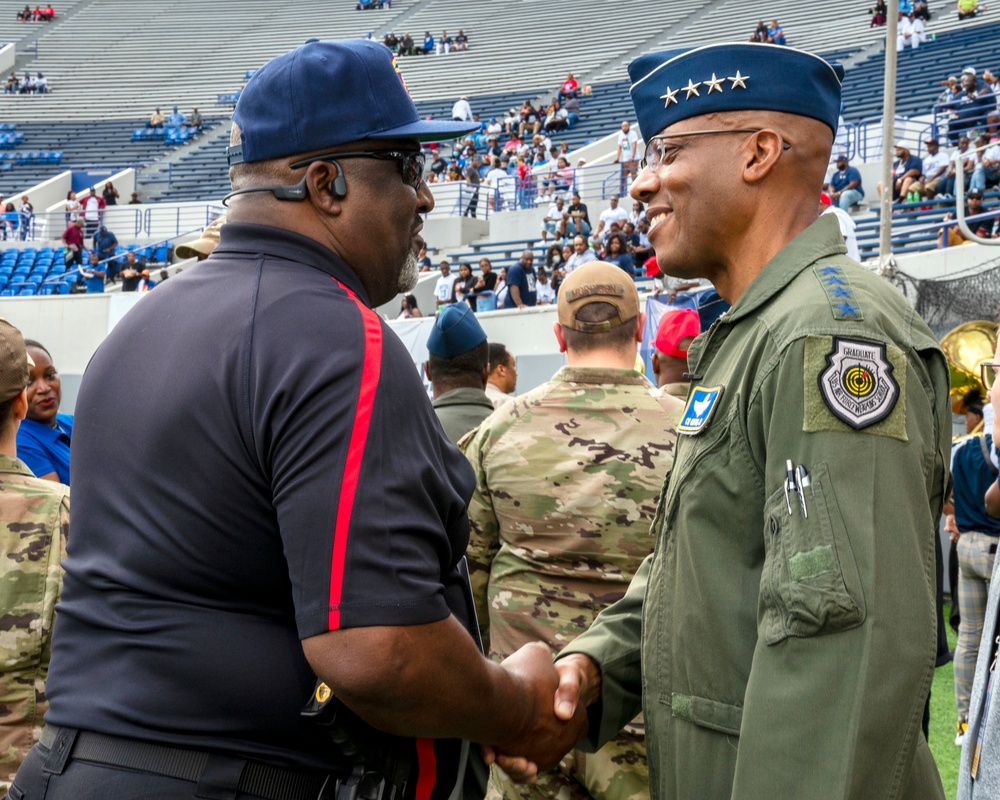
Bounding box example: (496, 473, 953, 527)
(484, 643, 601, 783)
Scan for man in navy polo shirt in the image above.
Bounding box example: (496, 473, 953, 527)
(502, 249, 537, 309)
(13, 40, 584, 800)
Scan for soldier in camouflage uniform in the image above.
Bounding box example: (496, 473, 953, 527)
(0, 318, 70, 792)
(461, 261, 683, 800)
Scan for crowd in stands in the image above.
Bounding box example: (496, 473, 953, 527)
(147, 105, 202, 132)
(4, 72, 48, 94)
(16, 4, 54, 22)
(749, 20, 786, 44)
(380, 30, 469, 55)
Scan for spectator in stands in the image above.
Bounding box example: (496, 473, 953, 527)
(167, 106, 186, 128)
(972, 134, 1000, 191)
(877, 143, 923, 202)
(61, 218, 83, 269)
(870, 0, 888, 26)
(452, 96, 473, 122)
(452, 263, 478, 309)
(473, 257, 497, 301)
(188, 107, 203, 132)
(438, 31, 453, 54)
(1, 203, 17, 240)
(825, 153, 865, 210)
(915, 138, 950, 198)
(128, 191, 140, 204)
(767, 20, 786, 45)
(81, 252, 106, 294)
(398, 33, 415, 56)
(382, 32, 398, 51)
(80, 189, 105, 237)
(939, 188, 998, 246)
(484, 157, 509, 210)
(120, 250, 145, 292)
(417, 246, 432, 272)
(949, 69, 996, 143)
(502, 107, 519, 134)
(563, 95, 582, 128)
(595, 194, 629, 241)
(819, 192, 861, 261)
(518, 101, 541, 138)
(397, 294, 422, 319)
(601, 232, 634, 276)
(454, 30, 469, 51)
(938, 76, 962, 108)
(543, 100, 569, 133)
(17, 5, 31, 22)
(897, 11, 928, 51)
(40, 3, 52, 20)
(564, 192, 591, 238)
(434, 260, 457, 310)
(615, 121, 639, 192)
(564, 234, 597, 274)
(753, 20, 768, 41)
(17, 195, 32, 240)
(463, 157, 481, 218)
(545, 244, 563, 272)
(101, 181, 119, 206)
(3, 73, 18, 94)
(429, 150, 448, 179)
(34, 72, 46, 94)
(64, 190, 80, 225)
(93, 225, 118, 280)
(17, 339, 71, 484)
(559, 73, 579, 101)
(19, 72, 35, 94)
(135, 270, 155, 292)
(534, 268, 556, 305)
(503, 250, 537, 309)
(958, 0, 980, 19)
(147, 107, 165, 128)
(913, 0, 931, 19)
(940, 135, 976, 195)
(631, 217, 653, 274)
(542, 196, 566, 242)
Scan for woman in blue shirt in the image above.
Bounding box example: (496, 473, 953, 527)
(16, 339, 72, 484)
(602, 232, 635, 277)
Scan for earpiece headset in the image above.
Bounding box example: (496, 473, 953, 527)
(221, 158, 347, 207)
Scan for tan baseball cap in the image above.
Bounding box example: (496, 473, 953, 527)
(0, 318, 31, 403)
(175, 215, 226, 259)
(557, 261, 640, 332)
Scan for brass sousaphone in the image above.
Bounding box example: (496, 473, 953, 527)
(940, 320, 997, 429)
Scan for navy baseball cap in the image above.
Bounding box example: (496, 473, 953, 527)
(228, 39, 478, 165)
(427, 304, 487, 358)
(628, 43, 844, 140)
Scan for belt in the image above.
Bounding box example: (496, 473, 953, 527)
(40, 725, 338, 800)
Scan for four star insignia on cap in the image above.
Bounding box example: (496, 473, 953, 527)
(728, 70, 749, 89)
(705, 73, 725, 94)
(660, 86, 679, 107)
(661, 71, 751, 108)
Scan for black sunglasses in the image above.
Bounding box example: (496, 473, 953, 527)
(290, 150, 426, 190)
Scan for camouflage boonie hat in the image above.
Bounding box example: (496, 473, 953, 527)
(0, 318, 31, 402)
(558, 261, 640, 332)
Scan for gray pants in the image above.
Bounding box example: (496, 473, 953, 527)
(955, 531, 999, 720)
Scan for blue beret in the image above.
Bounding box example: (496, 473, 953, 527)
(228, 39, 477, 165)
(628, 44, 844, 141)
(427, 304, 487, 359)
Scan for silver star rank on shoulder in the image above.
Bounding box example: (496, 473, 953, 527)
(683, 79, 701, 99)
(704, 73, 725, 94)
(728, 70, 748, 90)
(660, 86, 679, 107)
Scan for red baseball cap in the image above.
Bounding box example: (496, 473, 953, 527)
(655, 308, 700, 358)
(644, 254, 661, 278)
(820, 191, 833, 206)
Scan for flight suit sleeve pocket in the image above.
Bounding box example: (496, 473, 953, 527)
(760, 461, 866, 645)
(670, 693, 742, 736)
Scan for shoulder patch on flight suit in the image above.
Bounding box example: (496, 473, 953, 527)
(813, 266, 864, 321)
(803, 335, 907, 441)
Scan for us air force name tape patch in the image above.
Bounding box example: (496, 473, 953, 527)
(678, 385, 724, 435)
(803, 336, 907, 440)
(813, 265, 863, 321)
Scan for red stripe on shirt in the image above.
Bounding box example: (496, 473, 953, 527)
(328, 279, 383, 630)
(414, 738, 437, 800)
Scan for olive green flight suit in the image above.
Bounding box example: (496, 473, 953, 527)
(561, 215, 950, 799)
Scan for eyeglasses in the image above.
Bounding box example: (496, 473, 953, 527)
(640, 129, 791, 171)
(981, 362, 1000, 391)
(290, 150, 427, 190)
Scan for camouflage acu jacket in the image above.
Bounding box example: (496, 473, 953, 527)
(460, 365, 682, 659)
(0, 454, 69, 790)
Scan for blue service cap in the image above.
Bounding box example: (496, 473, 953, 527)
(427, 303, 487, 359)
(228, 39, 479, 165)
(628, 43, 844, 141)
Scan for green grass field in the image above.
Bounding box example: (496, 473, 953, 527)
(931, 605, 960, 797)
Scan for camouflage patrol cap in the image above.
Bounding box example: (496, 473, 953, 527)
(558, 261, 640, 333)
(0, 318, 31, 403)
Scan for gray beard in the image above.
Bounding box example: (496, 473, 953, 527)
(396, 251, 419, 293)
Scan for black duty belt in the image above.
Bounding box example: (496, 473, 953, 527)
(40, 725, 337, 800)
